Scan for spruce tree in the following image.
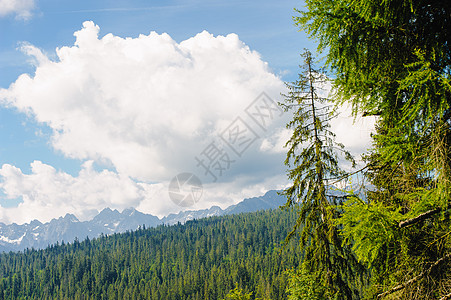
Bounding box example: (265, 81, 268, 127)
(281, 50, 361, 299)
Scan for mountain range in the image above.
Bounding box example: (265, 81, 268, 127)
(0, 190, 286, 253)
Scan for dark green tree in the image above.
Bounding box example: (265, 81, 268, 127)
(223, 285, 253, 300)
(281, 50, 361, 299)
(296, 0, 451, 298)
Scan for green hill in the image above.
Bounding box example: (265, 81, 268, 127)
(0, 209, 301, 300)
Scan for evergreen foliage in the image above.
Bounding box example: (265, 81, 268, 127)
(295, 0, 451, 298)
(0, 209, 300, 300)
(280, 50, 362, 299)
(223, 285, 254, 300)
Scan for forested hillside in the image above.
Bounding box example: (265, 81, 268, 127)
(0, 209, 300, 300)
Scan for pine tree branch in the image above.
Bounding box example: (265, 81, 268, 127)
(377, 253, 451, 299)
(398, 208, 441, 228)
(440, 292, 451, 300)
(363, 111, 382, 117)
(326, 163, 372, 185)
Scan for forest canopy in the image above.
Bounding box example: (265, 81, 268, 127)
(0, 210, 300, 300)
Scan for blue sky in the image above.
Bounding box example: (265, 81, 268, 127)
(1, 0, 315, 87)
(0, 0, 313, 174)
(0, 0, 374, 224)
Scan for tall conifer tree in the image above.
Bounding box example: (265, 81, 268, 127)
(281, 50, 361, 299)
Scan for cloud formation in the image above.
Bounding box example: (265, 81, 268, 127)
(0, 0, 35, 19)
(0, 22, 375, 224)
(0, 160, 288, 224)
(0, 22, 289, 223)
(0, 161, 148, 224)
(1, 21, 284, 182)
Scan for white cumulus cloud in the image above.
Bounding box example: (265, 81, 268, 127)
(0, 21, 285, 182)
(0, 22, 375, 224)
(0, 161, 290, 224)
(0, 0, 35, 20)
(0, 161, 150, 224)
(0, 21, 290, 223)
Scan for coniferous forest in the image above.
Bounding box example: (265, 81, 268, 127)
(0, 210, 301, 299)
